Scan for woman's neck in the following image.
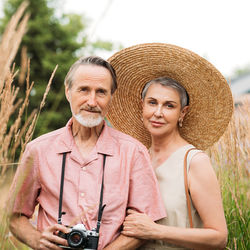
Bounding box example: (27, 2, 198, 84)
(149, 131, 188, 168)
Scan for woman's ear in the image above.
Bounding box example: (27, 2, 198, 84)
(180, 105, 189, 120)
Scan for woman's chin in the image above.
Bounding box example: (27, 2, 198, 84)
(148, 129, 167, 138)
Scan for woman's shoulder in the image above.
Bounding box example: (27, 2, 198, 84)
(189, 149, 210, 163)
(188, 149, 214, 176)
(185, 144, 207, 159)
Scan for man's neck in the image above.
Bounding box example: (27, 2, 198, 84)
(71, 118, 104, 158)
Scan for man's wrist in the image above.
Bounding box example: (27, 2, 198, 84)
(24, 230, 41, 250)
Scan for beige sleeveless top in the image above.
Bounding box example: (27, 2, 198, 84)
(139, 144, 203, 250)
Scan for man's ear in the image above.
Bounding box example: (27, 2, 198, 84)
(65, 85, 70, 102)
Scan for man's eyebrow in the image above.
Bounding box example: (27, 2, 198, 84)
(76, 84, 89, 88)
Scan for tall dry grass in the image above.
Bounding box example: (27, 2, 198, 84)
(208, 98, 250, 249)
(0, 1, 29, 175)
(0, 1, 57, 249)
(0, 2, 249, 250)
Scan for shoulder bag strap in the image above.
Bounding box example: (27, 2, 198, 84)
(184, 147, 196, 228)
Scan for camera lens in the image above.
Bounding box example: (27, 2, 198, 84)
(68, 230, 87, 247)
(71, 233, 81, 243)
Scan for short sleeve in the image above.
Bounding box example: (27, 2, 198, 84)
(127, 146, 166, 221)
(8, 143, 41, 218)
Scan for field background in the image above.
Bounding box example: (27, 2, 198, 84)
(0, 2, 249, 250)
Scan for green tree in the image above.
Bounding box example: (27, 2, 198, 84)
(0, 0, 115, 136)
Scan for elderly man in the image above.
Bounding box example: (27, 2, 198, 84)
(9, 56, 166, 250)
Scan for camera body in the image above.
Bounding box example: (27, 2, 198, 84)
(58, 224, 99, 250)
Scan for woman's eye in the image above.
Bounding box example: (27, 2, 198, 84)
(164, 103, 174, 108)
(164, 102, 174, 108)
(148, 100, 156, 105)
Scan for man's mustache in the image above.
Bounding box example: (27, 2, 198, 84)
(80, 106, 102, 113)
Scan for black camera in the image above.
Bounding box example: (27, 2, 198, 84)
(58, 224, 99, 250)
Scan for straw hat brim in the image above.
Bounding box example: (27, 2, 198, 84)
(107, 43, 233, 150)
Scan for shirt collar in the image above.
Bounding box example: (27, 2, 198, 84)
(54, 118, 74, 154)
(96, 120, 116, 156)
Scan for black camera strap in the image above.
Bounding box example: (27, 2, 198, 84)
(96, 154, 106, 233)
(58, 152, 107, 233)
(58, 152, 67, 225)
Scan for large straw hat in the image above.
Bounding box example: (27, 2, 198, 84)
(107, 43, 233, 150)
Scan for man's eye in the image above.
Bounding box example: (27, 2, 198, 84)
(80, 88, 88, 92)
(97, 89, 106, 94)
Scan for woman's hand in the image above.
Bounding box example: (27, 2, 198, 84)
(122, 209, 158, 240)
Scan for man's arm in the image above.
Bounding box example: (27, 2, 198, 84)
(10, 213, 41, 249)
(102, 146, 165, 250)
(9, 213, 69, 250)
(103, 234, 144, 250)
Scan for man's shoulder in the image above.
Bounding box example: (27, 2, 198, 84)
(27, 126, 66, 147)
(106, 125, 147, 150)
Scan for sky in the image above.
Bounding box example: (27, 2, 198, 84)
(0, 0, 249, 78)
(61, 0, 250, 78)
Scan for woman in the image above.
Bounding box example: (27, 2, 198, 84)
(107, 43, 233, 249)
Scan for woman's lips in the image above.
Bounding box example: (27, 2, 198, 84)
(150, 120, 165, 127)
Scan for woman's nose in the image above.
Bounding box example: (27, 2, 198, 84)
(154, 105, 163, 117)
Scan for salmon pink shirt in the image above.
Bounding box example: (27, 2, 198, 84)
(11, 119, 166, 249)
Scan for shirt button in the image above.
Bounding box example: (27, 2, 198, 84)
(80, 192, 85, 197)
(82, 167, 87, 171)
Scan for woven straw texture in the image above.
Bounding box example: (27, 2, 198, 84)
(107, 43, 233, 150)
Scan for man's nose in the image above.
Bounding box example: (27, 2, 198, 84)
(87, 92, 97, 107)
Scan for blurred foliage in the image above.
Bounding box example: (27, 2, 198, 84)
(92, 40, 114, 51)
(233, 64, 250, 78)
(0, 0, 116, 137)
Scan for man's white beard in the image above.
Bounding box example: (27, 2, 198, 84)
(73, 112, 103, 128)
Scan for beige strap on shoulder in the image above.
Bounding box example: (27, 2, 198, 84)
(184, 147, 196, 228)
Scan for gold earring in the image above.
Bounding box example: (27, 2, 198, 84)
(178, 119, 183, 128)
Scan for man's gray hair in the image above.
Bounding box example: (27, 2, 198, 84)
(64, 56, 117, 94)
(141, 77, 189, 108)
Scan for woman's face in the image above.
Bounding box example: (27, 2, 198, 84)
(142, 83, 188, 138)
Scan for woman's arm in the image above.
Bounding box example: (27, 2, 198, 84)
(122, 152, 227, 250)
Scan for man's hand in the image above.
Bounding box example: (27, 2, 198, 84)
(36, 224, 69, 250)
(9, 213, 70, 250)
